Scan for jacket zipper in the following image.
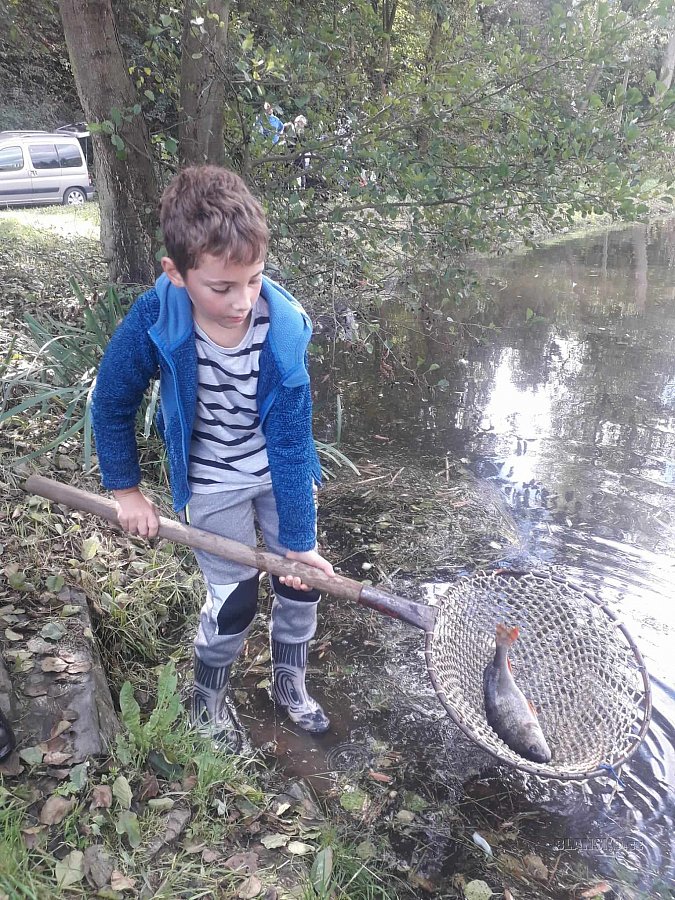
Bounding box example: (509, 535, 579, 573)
(150, 335, 191, 490)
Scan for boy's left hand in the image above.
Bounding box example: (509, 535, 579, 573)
(281, 549, 335, 591)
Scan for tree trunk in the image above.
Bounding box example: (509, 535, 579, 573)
(659, 29, 675, 91)
(58, 0, 159, 286)
(416, 11, 445, 154)
(370, 0, 398, 94)
(179, 0, 230, 167)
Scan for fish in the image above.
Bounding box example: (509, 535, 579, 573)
(483, 623, 552, 764)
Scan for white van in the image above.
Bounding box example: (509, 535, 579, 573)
(0, 130, 95, 207)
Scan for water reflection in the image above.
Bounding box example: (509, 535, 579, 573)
(311, 218, 675, 894)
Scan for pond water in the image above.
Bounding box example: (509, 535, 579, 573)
(244, 220, 675, 898)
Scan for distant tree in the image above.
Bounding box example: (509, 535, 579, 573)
(58, 0, 159, 285)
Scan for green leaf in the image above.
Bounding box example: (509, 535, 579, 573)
(41, 621, 66, 641)
(82, 536, 100, 560)
(68, 762, 89, 792)
(8, 571, 31, 591)
(311, 846, 334, 893)
(115, 810, 141, 848)
(46, 574, 65, 593)
(55, 850, 85, 888)
(119, 681, 143, 745)
(19, 746, 45, 765)
(113, 774, 133, 809)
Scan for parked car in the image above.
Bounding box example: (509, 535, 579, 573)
(0, 130, 95, 207)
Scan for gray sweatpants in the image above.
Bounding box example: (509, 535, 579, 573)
(185, 484, 320, 671)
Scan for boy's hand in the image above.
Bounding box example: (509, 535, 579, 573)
(113, 487, 160, 539)
(281, 548, 335, 592)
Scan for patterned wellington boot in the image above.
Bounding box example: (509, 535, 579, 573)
(190, 657, 244, 754)
(0, 707, 16, 762)
(271, 639, 330, 733)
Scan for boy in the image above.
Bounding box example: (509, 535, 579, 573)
(92, 165, 334, 752)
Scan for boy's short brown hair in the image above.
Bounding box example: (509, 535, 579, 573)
(160, 165, 269, 275)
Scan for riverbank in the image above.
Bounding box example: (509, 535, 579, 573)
(1, 206, 669, 900)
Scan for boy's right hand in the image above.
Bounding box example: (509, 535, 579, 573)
(113, 487, 160, 539)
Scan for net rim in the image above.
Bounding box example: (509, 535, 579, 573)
(424, 569, 653, 781)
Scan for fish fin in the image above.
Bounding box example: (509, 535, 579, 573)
(495, 623, 520, 647)
(527, 699, 539, 718)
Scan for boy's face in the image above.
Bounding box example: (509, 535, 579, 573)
(162, 253, 264, 343)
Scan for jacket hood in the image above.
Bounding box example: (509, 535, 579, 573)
(149, 273, 312, 385)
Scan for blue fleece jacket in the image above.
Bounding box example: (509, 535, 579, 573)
(91, 274, 322, 551)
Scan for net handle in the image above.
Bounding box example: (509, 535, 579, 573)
(23, 475, 437, 633)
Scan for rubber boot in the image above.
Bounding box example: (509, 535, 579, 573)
(0, 707, 16, 763)
(191, 657, 244, 754)
(271, 639, 330, 734)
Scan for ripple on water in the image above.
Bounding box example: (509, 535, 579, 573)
(324, 742, 372, 774)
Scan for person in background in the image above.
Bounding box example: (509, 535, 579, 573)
(284, 114, 309, 187)
(92, 166, 335, 752)
(257, 101, 284, 146)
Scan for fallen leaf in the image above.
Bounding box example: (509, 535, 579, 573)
(55, 849, 85, 888)
(42, 657, 68, 673)
(19, 746, 44, 766)
(49, 720, 73, 740)
(83, 844, 114, 889)
(43, 750, 73, 766)
(523, 852, 548, 881)
(21, 825, 46, 850)
(138, 772, 160, 801)
(82, 536, 101, 560)
(463, 881, 493, 900)
(40, 795, 75, 825)
(113, 774, 133, 809)
(238, 875, 262, 899)
(41, 621, 66, 641)
(287, 841, 314, 856)
(45, 575, 65, 593)
(339, 787, 368, 814)
(90, 784, 113, 810)
(396, 809, 415, 824)
(110, 870, 136, 892)
(0, 753, 23, 776)
(184, 841, 206, 854)
(146, 806, 191, 858)
(355, 840, 376, 860)
(21, 683, 48, 698)
(67, 660, 92, 674)
(4, 628, 23, 642)
(148, 797, 174, 812)
(260, 833, 289, 850)
(224, 851, 259, 873)
(368, 769, 393, 784)
(580, 884, 613, 898)
(202, 848, 222, 864)
(60, 604, 81, 617)
(27, 637, 54, 653)
(115, 810, 141, 848)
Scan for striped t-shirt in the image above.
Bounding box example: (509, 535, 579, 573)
(188, 297, 272, 492)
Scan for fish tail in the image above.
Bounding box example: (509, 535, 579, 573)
(495, 623, 519, 647)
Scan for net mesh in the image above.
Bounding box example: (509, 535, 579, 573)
(428, 570, 649, 778)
